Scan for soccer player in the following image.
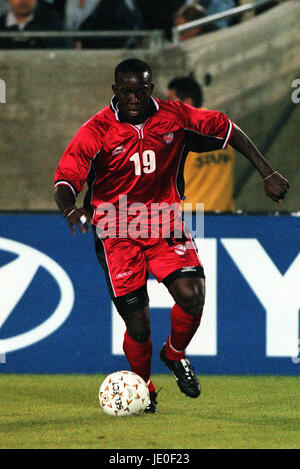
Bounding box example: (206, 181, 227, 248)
(54, 58, 289, 413)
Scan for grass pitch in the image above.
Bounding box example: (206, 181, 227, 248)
(0, 374, 299, 449)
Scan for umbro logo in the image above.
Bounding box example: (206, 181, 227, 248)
(112, 146, 126, 156)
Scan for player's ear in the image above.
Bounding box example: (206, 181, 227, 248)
(112, 84, 117, 95)
(150, 83, 154, 94)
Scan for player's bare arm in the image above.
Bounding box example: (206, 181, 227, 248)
(230, 124, 289, 203)
(54, 184, 90, 235)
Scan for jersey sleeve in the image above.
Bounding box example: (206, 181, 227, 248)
(54, 126, 101, 196)
(177, 102, 234, 153)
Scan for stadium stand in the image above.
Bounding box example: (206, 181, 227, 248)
(0, 0, 298, 210)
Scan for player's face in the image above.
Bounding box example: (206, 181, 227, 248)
(112, 71, 154, 124)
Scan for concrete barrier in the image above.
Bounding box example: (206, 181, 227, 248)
(0, 1, 299, 210)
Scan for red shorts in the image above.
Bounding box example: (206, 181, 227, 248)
(94, 227, 204, 314)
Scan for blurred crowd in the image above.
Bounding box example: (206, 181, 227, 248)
(0, 0, 283, 49)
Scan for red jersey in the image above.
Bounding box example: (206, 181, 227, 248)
(54, 97, 233, 236)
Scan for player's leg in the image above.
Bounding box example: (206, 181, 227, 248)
(165, 276, 205, 361)
(147, 232, 205, 398)
(159, 276, 204, 398)
(93, 230, 157, 410)
(120, 302, 157, 413)
(116, 292, 154, 391)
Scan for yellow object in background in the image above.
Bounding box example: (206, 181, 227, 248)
(182, 145, 235, 211)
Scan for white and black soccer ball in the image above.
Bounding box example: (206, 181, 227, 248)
(99, 371, 150, 416)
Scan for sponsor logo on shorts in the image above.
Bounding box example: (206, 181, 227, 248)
(164, 132, 174, 144)
(174, 244, 186, 256)
(116, 270, 133, 279)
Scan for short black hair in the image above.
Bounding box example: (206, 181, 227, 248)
(168, 76, 203, 108)
(114, 58, 152, 83)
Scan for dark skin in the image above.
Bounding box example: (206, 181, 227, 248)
(112, 70, 155, 125)
(54, 70, 289, 343)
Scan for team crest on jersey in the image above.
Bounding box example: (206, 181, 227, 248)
(174, 244, 186, 256)
(164, 132, 174, 144)
(112, 145, 126, 156)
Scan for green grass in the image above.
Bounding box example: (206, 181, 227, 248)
(0, 374, 300, 449)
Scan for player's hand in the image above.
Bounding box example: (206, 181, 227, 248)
(263, 171, 289, 203)
(64, 206, 91, 235)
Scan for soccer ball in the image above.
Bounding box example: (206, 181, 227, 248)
(99, 371, 150, 417)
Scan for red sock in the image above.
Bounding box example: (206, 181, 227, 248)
(165, 303, 203, 361)
(123, 331, 155, 392)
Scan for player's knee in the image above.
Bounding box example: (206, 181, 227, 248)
(126, 325, 151, 344)
(177, 284, 205, 317)
(121, 305, 151, 344)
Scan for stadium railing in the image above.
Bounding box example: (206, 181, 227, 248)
(172, 0, 282, 43)
(0, 29, 164, 51)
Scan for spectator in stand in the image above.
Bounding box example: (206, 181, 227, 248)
(203, 0, 237, 29)
(167, 75, 236, 211)
(64, 0, 103, 49)
(78, 0, 144, 49)
(136, 0, 184, 40)
(0, 0, 8, 16)
(64, 0, 102, 31)
(0, 0, 67, 48)
(185, 0, 237, 29)
(174, 3, 218, 40)
(43, 0, 66, 20)
(195, 1, 283, 26)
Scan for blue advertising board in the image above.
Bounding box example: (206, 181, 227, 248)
(0, 212, 299, 375)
